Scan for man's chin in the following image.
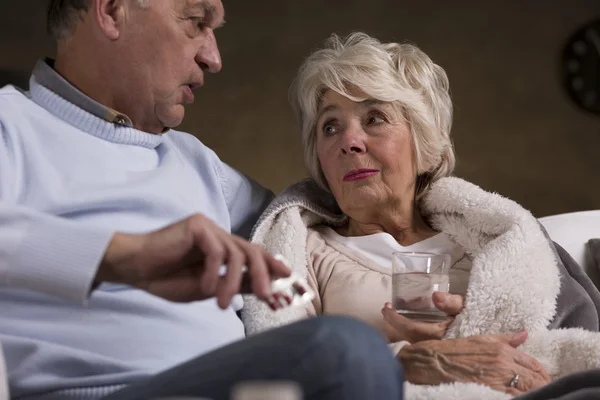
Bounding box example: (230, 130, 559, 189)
(157, 106, 185, 130)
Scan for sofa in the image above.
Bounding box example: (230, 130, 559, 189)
(539, 210, 600, 290)
(1, 210, 599, 399)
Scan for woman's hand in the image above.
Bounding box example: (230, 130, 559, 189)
(431, 291, 464, 316)
(382, 292, 464, 343)
(397, 330, 551, 395)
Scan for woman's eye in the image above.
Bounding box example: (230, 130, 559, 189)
(322, 123, 337, 136)
(366, 115, 385, 125)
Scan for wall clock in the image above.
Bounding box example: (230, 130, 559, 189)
(561, 18, 600, 115)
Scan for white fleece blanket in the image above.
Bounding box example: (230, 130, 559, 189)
(242, 177, 600, 399)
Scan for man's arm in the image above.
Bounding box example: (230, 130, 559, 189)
(220, 162, 274, 240)
(0, 203, 114, 303)
(0, 125, 288, 307)
(0, 120, 115, 303)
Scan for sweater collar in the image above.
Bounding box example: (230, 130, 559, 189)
(29, 59, 164, 149)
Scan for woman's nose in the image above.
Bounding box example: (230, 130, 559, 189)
(340, 127, 367, 155)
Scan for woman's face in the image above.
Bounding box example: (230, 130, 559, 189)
(316, 90, 417, 216)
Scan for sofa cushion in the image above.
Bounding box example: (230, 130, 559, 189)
(588, 239, 600, 272)
(539, 210, 600, 290)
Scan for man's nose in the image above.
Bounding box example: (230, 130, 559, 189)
(196, 30, 222, 73)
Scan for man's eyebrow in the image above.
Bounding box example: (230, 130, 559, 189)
(186, 0, 225, 27)
(187, 0, 216, 14)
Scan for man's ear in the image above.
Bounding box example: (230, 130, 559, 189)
(92, 0, 126, 40)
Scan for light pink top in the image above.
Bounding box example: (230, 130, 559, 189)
(305, 225, 473, 353)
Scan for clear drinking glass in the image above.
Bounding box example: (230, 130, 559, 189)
(392, 251, 452, 322)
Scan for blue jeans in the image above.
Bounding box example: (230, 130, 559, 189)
(102, 316, 404, 400)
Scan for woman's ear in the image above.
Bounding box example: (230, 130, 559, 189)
(93, 0, 126, 40)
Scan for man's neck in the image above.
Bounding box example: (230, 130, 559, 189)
(53, 50, 165, 134)
(54, 52, 113, 113)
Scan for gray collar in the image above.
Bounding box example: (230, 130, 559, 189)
(32, 59, 133, 127)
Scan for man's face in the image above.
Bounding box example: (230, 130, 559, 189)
(118, 0, 224, 131)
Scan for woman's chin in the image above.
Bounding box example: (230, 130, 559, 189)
(339, 186, 381, 209)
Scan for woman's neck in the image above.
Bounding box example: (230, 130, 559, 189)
(338, 203, 437, 246)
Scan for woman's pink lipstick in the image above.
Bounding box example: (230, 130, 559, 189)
(343, 169, 379, 182)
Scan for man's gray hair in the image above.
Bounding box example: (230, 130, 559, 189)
(46, 0, 150, 41)
(290, 32, 456, 200)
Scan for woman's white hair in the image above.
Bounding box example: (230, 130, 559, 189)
(290, 32, 455, 200)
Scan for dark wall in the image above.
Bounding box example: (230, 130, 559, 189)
(1, 1, 599, 217)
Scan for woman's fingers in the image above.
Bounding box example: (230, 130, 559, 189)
(432, 292, 464, 316)
(381, 303, 410, 331)
(507, 364, 551, 393)
(476, 330, 529, 348)
(439, 317, 454, 330)
(505, 330, 529, 348)
(513, 352, 552, 385)
(490, 337, 551, 392)
(383, 321, 406, 343)
(400, 335, 549, 395)
(382, 303, 453, 342)
(397, 335, 550, 393)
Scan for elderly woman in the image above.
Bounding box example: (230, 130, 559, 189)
(242, 33, 600, 399)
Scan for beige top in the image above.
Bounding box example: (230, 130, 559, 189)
(304, 225, 473, 351)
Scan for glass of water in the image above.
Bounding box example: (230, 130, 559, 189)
(392, 251, 452, 322)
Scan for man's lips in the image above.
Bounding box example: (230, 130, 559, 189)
(187, 82, 203, 90)
(183, 85, 194, 103)
(343, 169, 380, 181)
(183, 82, 203, 103)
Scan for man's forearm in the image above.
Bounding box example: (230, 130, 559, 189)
(0, 202, 115, 303)
(95, 232, 143, 286)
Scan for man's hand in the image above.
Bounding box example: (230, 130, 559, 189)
(397, 331, 552, 396)
(382, 292, 465, 343)
(96, 213, 291, 308)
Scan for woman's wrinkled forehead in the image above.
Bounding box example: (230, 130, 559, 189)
(316, 88, 405, 120)
(318, 84, 367, 104)
(316, 86, 365, 115)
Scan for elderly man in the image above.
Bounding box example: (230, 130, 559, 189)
(0, 0, 404, 399)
